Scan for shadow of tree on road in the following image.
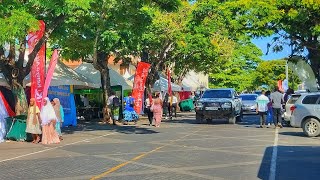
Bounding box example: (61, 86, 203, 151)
(62, 121, 159, 135)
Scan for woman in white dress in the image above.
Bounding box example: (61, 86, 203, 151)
(41, 97, 60, 145)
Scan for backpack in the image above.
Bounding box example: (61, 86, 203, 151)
(112, 96, 120, 107)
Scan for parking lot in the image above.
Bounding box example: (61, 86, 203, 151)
(0, 113, 319, 180)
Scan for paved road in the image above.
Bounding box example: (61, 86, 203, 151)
(0, 113, 320, 180)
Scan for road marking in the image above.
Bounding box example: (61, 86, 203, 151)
(90, 128, 204, 180)
(269, 128, 279, 180)
(0, 132, 117, 163)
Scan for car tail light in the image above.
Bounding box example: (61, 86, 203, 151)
(290, 105, 296, 112)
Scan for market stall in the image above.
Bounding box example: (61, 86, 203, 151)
(74, 63, 133, 120)
(25, 61, 98, 127)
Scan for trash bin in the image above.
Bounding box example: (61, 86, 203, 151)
(6, 115, 27, 141)
(180, 99, 194, 111)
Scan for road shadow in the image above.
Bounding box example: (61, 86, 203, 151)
(62, 121, 159, 135)
(279, 131, 306, 137)
(257, 146, 320, 180)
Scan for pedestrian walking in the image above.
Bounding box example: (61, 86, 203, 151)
(162, 93, 169, 120)
(256, 90, 270, 128)
(144, 94, 154, 126)
(265, 90, 273, 127)
(107, 91, 120, 125)
(52, 98, 64, 140)
(26, 98, 42, 143)
(168, 94, 178, 119)
(40, 97, 60, 145)
(152, 93, 163, 127)
(123, 92, 139, 124)
(271, 87, 284, 128)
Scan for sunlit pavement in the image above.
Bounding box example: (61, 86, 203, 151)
(0, 113, 319, 180)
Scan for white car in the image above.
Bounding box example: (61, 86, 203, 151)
(289, 92, 320, 137)
(283, 94, 301, 122)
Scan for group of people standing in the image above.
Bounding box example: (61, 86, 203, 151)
(144, 92, 179, 127)
(256, 87, 293, 128)
(25, 97, 64, 144)
(104, 91, 180, 127)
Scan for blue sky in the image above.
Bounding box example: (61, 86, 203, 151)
(252, 36, 292, 61)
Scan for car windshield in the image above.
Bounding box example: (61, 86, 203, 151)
(240, 95, 257, 101)
(202, 90, 232, 98)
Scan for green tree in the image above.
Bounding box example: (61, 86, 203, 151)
(0, 0, 93, 112)
(53, 0, 181, 106)
(141, 1, 241, 91)
(254, 60, 300, 90)
(212, 0, 320, 85)
(182, 0, 263, 92)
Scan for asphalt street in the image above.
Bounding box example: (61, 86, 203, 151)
(0, 113, 320, 180)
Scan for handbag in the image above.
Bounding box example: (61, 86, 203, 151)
(150, 104, 154, 112)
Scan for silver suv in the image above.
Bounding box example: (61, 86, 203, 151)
(289, 92, 320, 137)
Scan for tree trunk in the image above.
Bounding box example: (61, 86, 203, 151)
(100, 68, 111, 108)
(308, 47, 320, 87)
(11, 72, 28, 116)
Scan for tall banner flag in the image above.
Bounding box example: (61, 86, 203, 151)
(41, 49, 59, 107)
(167, 69, 173, 105)
(277, 80, 284, 92)
(28, 20, 45, 108)
(132, 62, 151, 113)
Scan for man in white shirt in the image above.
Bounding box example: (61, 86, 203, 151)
(168, 95, 178, 119)
(256, 90, 270, 128)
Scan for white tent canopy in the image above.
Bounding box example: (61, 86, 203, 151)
(0, 73, 9, 88)
(129, 74, 182, 92)
(74, 62, 132, 90)
(25, 61, 98, 88)
(123, 69, 131, 80)
(153, 76, 182, 92)
(182, 71, 208, 91)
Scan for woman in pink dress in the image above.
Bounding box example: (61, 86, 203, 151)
(152, 93, 163, 127)
(40, 97, 60, 145)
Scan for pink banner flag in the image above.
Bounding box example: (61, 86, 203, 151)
(132, 62, 151, 113)
(28, 20, 45, 108)
(41, 49, 59, 107)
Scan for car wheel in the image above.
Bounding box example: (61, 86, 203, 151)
(302, 118, 320, 137)
(228, 116, 236, 124)
(196, 113, 204, 124)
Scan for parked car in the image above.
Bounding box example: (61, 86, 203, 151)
(195, 88, 242, 124)
(289, 92, 320, 137)
(240, 94, 258, 114)
(283, 94, 302, 122)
